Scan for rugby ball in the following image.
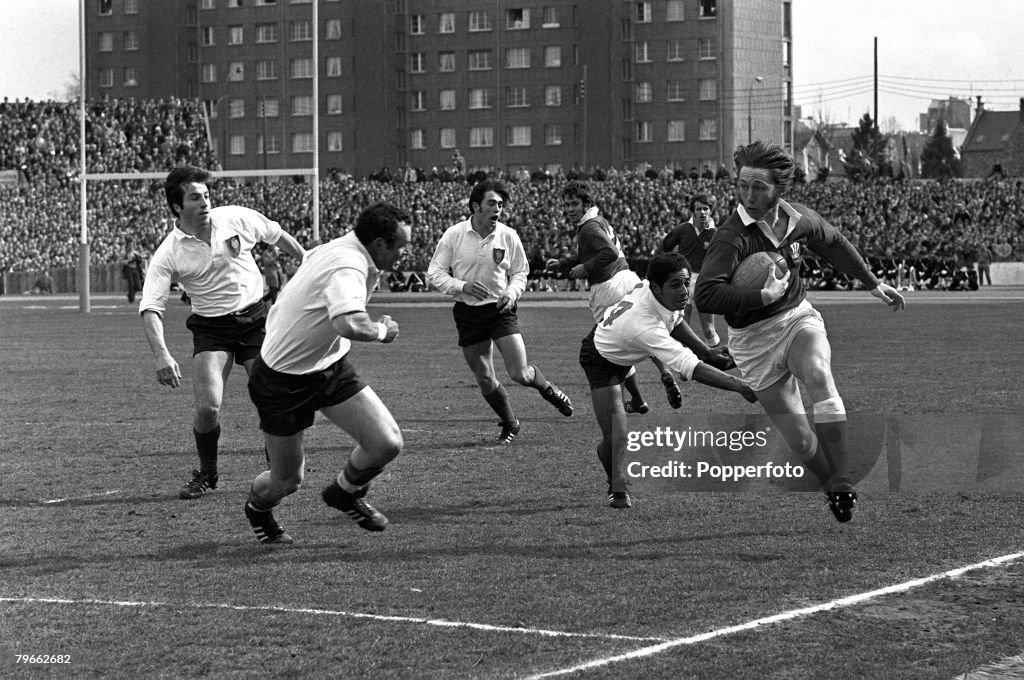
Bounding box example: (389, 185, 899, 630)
(730, 251, 788, 289)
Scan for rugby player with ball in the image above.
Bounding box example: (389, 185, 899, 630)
(694, 141, 905, 522)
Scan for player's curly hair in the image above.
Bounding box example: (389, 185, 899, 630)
(164, 165, 212, 218)
(468, 179, 510, 212)
(734, 141, 795, 193)
(561, 180, 592, 205)
(355, 202, 411, 248)
(646, 252, 690, 288)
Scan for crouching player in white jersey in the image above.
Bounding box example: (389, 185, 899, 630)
(579, 253, 757, 509)
(243, 203, 411, 544)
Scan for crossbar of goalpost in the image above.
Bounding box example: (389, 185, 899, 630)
(77, 168, 319, 314)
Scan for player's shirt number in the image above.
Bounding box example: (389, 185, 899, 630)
(602, 301, 633, 327)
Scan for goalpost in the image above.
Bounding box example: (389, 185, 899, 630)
(75, 0, 321, 313)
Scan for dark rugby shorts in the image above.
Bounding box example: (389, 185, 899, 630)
(247, 355, 367, 437)
(186, 299, 268, 364)
(452, 301, 521, 347)
(579, 325, 632, 390)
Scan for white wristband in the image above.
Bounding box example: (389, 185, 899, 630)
(375, 322, 388, 342)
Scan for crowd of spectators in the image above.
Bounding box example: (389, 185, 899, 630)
(2, 97, 1023, 286)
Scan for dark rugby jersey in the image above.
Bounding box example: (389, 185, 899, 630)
(694, 200, 878, 329)
(557, 212, 629, 286)
(663, 219, 715, 273)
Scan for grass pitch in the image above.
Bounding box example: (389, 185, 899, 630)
(1, 289, 1023, 679)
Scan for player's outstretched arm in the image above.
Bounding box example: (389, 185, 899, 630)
(141, 310, 181, 388)
(870, 282, 906, 311)
(692, 363, 757, 403)
(332, 311, 400, 343)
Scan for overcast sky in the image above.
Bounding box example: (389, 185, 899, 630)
(3, 0, 1023, 132)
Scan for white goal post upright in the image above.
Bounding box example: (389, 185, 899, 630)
(76, 0, 322, 313)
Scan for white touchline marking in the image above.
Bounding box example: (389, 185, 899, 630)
(41, 490, 123, 504)
(525, 551, 1024, 679)
(954, 652, 1024, 679)
(0, 596, 667, 643)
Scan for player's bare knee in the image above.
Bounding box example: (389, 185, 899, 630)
(508, 366, 533, 385)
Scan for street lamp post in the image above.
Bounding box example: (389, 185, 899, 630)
(747, 76, 764, 144)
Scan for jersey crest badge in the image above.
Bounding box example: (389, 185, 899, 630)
(226, 235, 241, 257)
(492, 248, 506, 264)
(788, 242, 802, 260)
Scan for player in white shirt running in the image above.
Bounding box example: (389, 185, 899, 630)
(243, 203, 411, 544)
(579, 252, 757, 509)
(140, 166, 306, 500)
(428, 179, 573, 445)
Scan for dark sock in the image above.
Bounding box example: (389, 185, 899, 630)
(342, 461, 385, 488)
(814, 420, 850, 488)
(483, 385, 517, 424)
(194, 424, 221, 478)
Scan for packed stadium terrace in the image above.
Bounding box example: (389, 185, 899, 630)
(1, 98, 1022, 279)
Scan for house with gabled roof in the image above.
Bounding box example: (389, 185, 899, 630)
(960, 97, 1024, 178)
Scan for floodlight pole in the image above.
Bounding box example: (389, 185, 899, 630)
(78, 0, 90, 313)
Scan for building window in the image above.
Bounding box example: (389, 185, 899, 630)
(667, 39, 684, 61)
(507, 125, 531, 146)
(635, 41, 650, 63)
(188, 44, 198, 63)
(258, 98, 279, 117)
(291, 21, 312, 41)
(292, 133, 314, 153)
(291, 58, 313, 78)
(699, 79, 716, 101)
(699, 38, 715, 59)
(229, 135, 245, 155)
(545, 85, 562, 106)
(326, 57, 342, 77)
(636, 121, 651, 142)
(470, 127, 494, 147)
(544, 46, 561, 67)
(667, 80, 685, 101)
(124, 0, 139, 13)
(99, 68, 114, 88)
(410, 91, 425, 111)
(257, 24, 278, 43)
(98, 32, 113, 52)
(439, 51, 455, 72)
(468, 11, 491, 32)
(201, 63, 216, 83)
(229, 98, 245, 118)
(201, 27, 215, 46)
(326, 94, 342, 114)
(440, 89, 456, 110)
(668, 120, 685, 141)
(123, 30, 139, 50)
(506, 8, 530, 29)
(409, 14, 425, 34)
(506, 87, 528, 108)
(506, 47, 530, 69)
(226, 26, 243, 45)
(291, 95, 313, 116)
(257, 134, 279, 155)
(700, 0, 717, 18)
(256, 60, 277, 80)
(405, 53, 423, 73)
(439, 13, 455, 33)
(440, 128, 456, 149)
(410, 129, 426, 150)
(327, 131, 343, 152)
(99, 0, 112, 15)
(699, 118, 717, 140)
(635, 82, 652, 103)
(123, 68, 138, 87)
(468, 50, 491, 71)
(544, 124, 562, 145)
(326, 19, 342, 39)
(468, 88, 491, 109)
(635, 2, 651, 22)
(200, 0, 214, 8)
(542, 7, 559, 27)
(228, 62, 244, 81)
(783, 41, 791, 68)
(667, 0, 685, 20)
